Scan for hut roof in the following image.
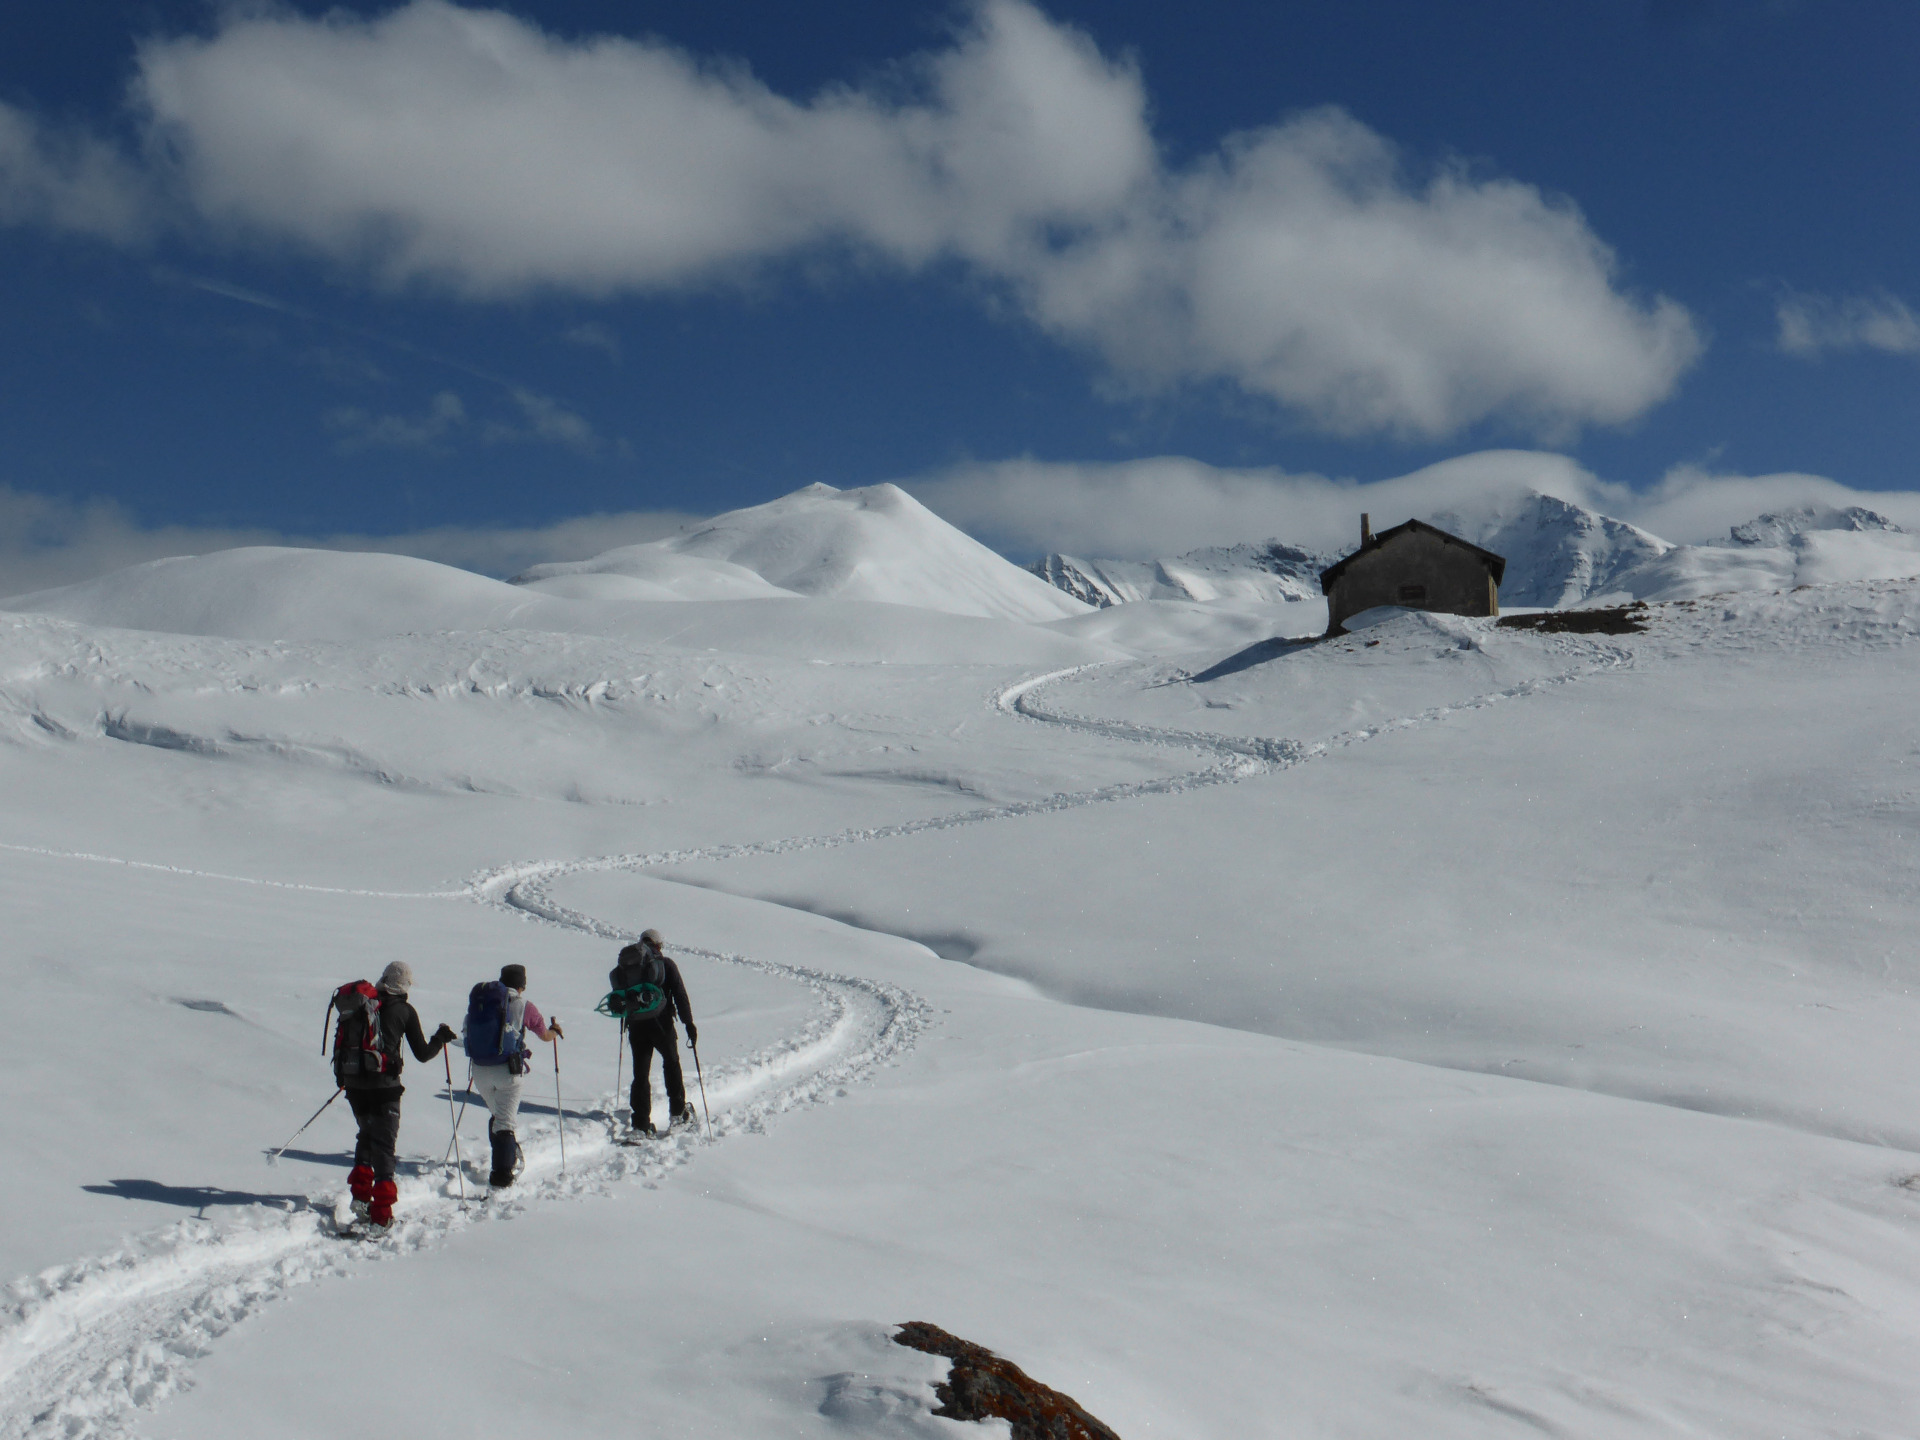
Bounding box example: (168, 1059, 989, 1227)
(1318, 518, 1507, 595)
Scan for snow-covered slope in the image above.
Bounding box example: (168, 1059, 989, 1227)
(1029, 540, 1329, 607)
(1, 542, 1104, 665)
(1422, 490, 1671, 606)
(537, 482, 1089, 622)
(8, 573, 1920, 1437)
(511, 545, 800, 601)
(1609, 506, 1920, 602)
(1728, 503, 1905, 548)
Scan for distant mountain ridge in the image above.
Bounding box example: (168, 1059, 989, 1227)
(1028, 541, 1331, 608)
(1024, 493, 1920, 610)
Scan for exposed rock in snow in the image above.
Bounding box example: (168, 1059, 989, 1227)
(893, 1322, 1123, 1440)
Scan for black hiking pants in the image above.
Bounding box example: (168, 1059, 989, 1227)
(347, 1086, 403, 1182)
(628, 1021, 685, 1127)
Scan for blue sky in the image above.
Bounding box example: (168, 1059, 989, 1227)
(3, 0, 1919, 585)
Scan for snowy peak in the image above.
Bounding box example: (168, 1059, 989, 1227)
(1421, 492, 1672, 608)
(625, 482, 1091, 622)
(1728, 505, 1904, 548)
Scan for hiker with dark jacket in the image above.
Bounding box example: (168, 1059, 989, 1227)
(608, 929, 697, 1135)
(465, 963, 563, 1189)
(344, 961, 455, 1228)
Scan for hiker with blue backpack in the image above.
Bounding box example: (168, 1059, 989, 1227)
(604, 929, 698, 1137)
(463, 963, 564, 1190)
(326, 961, 457, 1229)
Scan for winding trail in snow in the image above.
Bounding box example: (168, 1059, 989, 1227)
(0, 864, 931, 1440)
(465, 637, 1634, 895)
(0, 634, 1632, 1439)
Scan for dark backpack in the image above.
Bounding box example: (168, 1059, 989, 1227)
(327, 981, 398, 1085)
(598, 950, 666, 1021)
(464, 980, 529, 1073)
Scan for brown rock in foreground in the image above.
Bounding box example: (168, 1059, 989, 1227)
(893, 1321, 1122, 1440)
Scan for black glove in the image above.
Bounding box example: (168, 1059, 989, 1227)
(685, 1021, 698, 1046)
(432, 1022, 456, 1045)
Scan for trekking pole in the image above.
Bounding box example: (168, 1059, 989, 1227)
(267, 1087, 343, 1165)
(552, 1031, 567, 1174)
(443, 1049, 467, 1202)
(613, 1015, 626, 1125)
(690, 1037, 712, 1138)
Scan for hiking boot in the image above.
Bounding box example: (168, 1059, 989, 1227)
(670, 1104, 697, 1130)
(351, 1199, 371, 1223)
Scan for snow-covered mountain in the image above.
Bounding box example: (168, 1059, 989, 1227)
(1610, 505, 1920, 601)
(1025, 492, 1920, 611)
(1727, 504, 1905, 548)
(1031, 492, 1669, 611)
(1028, 540, 1331, 608)
(2, 483, 1094, 649)
(1421, 491, 1671, 607)
(519, 482, 1088, 623)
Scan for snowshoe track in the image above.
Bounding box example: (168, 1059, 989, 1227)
(0, 871, 930, 1440)
(0, 640, 1624, 1439)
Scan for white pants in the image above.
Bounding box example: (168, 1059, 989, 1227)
(470, 1063, 526, 1135)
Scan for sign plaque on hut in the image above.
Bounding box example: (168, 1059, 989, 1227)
(1318, 514, 1507, 636)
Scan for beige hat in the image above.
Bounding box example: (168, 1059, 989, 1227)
(377, 961, 414, 993)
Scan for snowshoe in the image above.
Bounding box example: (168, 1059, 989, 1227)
(669, 1105, 698, 1130)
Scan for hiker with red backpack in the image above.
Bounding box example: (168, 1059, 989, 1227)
(327, 961, 456, 1230)
(463, 963, 563, 1191)
(604, 929, 698, 1137)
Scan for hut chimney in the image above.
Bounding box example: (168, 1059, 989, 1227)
(1360, 512, 1372, 545)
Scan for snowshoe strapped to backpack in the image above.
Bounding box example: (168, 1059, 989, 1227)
(595, 982, 665, 1021)
(597, 948, 667, 1022)
(327, 981, 398, 1085)
(464, 980, 530, 1074)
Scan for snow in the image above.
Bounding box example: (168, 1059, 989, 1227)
(5, 505, 1920, 1437)
(537, 482, 1094, 623)
(1026, 487, 1920, 613)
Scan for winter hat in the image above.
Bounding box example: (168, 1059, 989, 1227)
(377, 961, 414, 994)
(640, 929, 664, 949)
(500, 963, 528, 990)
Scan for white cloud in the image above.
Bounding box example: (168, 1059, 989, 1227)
(0, 485, 697, 597)
(121, 0, 1697, 440)
(562, 322, 620, 361)
(326, 389, 468, 453)
(910, 449, 1920, 557)
(0, 100, 150, 241)
(1776, 289, 1920, 358)
(492, 388, 598, 453)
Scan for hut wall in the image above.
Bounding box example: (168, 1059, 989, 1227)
(1327, 531, 1499, 632)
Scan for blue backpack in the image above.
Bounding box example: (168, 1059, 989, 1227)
(464, 981, 529, 1074)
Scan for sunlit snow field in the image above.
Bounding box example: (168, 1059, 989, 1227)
(5, 487, 1920, 1438)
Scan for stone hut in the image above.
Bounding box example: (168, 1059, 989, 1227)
(1318, 514, 1505, 635)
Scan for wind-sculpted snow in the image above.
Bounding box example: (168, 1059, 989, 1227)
(0, 867, 931, 1440)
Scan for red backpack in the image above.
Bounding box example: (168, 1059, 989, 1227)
(324, 981, 398, 1084)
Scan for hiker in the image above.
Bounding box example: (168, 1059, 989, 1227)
(608, 929, 697, 1135)
(337, 961, 456, 1228)
(464, 963, 563, 1189)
